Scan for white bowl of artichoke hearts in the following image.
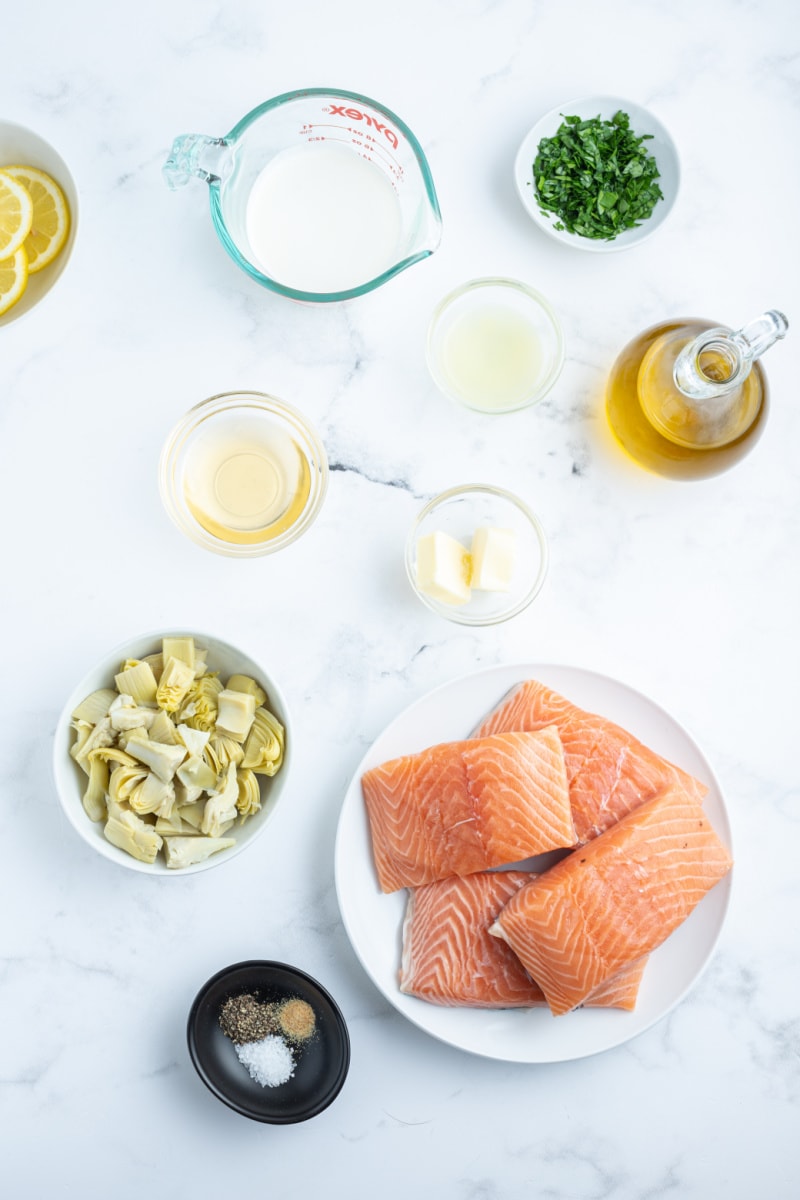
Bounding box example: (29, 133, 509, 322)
(53, 632, 290, 874)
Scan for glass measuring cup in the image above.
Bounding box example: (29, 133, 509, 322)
(163, 88, 443, 303)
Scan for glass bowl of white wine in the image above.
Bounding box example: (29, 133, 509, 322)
(159, 391, 328, 557)
(426, 277, 565, 414)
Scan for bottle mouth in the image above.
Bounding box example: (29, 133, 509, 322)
(695, 338, 742, 386)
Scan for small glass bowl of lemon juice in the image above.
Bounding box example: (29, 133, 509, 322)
(159, 392, 328, 557)
(427, 277, 565, 414)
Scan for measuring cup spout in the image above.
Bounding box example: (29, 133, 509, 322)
(414, 200, 443, 259)
(162, 133, 231, 190)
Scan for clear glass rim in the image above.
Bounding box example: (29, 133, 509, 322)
(158, 390, 329, 558)
(405, 483, 549, 626)
(426, 276, 566, 413)
(210, 87, 442, 304)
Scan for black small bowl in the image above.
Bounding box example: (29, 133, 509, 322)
(187, 960, 350, 1123)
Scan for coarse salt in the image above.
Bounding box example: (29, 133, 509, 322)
(235, 1034, 295, 1088)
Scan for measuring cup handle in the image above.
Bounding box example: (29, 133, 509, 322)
(162, 134, 230, 189)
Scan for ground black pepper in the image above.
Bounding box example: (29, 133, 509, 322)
(218, 993, 277, 1044)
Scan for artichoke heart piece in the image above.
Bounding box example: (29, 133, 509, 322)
(70, 719, 94, 774)
(194, 648, 208, 677)
(177, 799, 205, 829)
(226, 674, 267, 708)
(141, 652, 164, 682)
(125, 729, 186, 782)
(85, 745, 141, 819)
(109, 694, 156, 733)
(104, 800, 163, 864)
(83, 754, 110, 822)
(163, 836, 235, 869)
(72, 717, 115, 774)
(176, 723, 210, 757)
(179, 673, 223, 732)
(205, 734, 244, 775)
(242, 707, 285, 776)
(130, 772, 176, 817)
(108, 763, 149, 806)
(156, 656, 196, 714)
(174, 779, 203, 807)
(177, 754, 218, 792)
(148, 709, 180, 745)
(161, 636, 196, 673)
(215, 689, 257, 742)
(201, 762, 239, 837)
(236, 768, 262, 820)
(155, 811, 190, 835)
(115, 661, 158, 706)
(72, 688, 118, 725)
(90, 746, 140, 770)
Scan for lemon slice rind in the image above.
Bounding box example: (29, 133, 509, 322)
(0, 170, 34, 259)
(2, 164, 70, 272)
(0, 245, 30, 316)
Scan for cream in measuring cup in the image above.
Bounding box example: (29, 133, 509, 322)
(163, 89, 442, 303)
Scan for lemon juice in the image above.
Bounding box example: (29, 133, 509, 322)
(435, 304, 546, 412)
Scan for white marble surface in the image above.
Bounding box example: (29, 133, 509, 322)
(2, 0, 799, 1196)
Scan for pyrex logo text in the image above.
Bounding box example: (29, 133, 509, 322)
(326, 105, 399, 149)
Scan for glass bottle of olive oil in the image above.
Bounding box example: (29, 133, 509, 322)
(606, 311, 788, 479)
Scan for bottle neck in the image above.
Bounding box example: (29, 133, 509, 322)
(673, 310, 788, 401)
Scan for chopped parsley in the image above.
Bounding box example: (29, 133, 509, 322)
(533, 110, 664, 240)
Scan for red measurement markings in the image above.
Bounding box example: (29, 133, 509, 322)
(322, 103, 400, 149)
(299, 124, 405, 187)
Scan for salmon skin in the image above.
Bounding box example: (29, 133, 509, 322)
(361, 727, 575, 893)
(400, 870, 647, 1010)
(490, 785, 732, 1015)
(475, 678, 708, 842)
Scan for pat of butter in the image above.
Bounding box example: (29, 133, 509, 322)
(415, 531, 472, 605)
(470, 526, 516, 591)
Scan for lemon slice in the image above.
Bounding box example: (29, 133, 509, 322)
(2, 165, 70, 272)
(0, 245, 29, 315)
(0, 170, 34, 258)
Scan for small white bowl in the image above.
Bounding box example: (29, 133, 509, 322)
(0, 120, 79, 326)
(405, 484, 549, 626)
(52, 630, 292, 876)
(514, 96, 679, 252)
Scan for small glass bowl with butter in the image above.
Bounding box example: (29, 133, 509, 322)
(426, 278, 565, 413)
(405, 484, 548, 625)
(159, 392, 328, 558)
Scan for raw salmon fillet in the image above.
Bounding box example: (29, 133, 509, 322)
(400, 870, 647, 1010)
(475, 678, 708, 842)
(490, 785, 732, 1015)
(361, 727, 574, 893)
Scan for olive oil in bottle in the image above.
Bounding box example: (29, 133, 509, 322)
(606, 312, 787, 480)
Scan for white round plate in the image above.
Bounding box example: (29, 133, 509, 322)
(334, 663, 731, 1062)
(514, 96, 680, 252)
